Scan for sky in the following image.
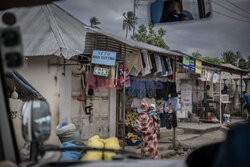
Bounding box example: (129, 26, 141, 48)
(56, 0, 250, 59)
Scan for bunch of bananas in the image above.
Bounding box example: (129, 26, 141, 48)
(125, 111, 138, 126)
(127, 132, 139, 143)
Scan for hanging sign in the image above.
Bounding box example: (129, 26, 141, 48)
(213, 72, 220, 83)
(189, 57, 196, 72)
(205, 70, 213, 81)
(195, 60, 202, 74)
(93, 66, 110, 77)
(182, 56, 190, 71)
(92, 50, 116, 66)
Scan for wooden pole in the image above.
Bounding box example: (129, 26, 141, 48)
(241, 73, 243, 117)
(172, 56, 177, 148)
(219, 71, 222, 125)
(122, 45, 127, 151)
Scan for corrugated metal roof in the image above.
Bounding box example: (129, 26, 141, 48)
(0, 4, 89, 59)
(0, 3, 182, 59)
(84, 27, 182, 57)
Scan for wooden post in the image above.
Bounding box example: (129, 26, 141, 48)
(241, 73, 243, 117)
(122, 45, 127, 151)
(172, 56, 177, 148)
(219, 71, 222, 125)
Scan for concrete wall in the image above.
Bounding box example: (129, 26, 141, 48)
(58, 63, 117, 140)
(16, 56, 117, 145)
(18, 56, 60, 146)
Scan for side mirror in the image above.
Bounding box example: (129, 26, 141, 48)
(150, 0, 212, 24)
(22, 100, 51, 142)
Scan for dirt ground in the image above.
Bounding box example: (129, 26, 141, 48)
(161, 130, 226, 160)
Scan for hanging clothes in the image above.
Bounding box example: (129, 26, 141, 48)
(149, 53, 157, 73)
(146, 79, 157, 98)
(119, 65, 131, 88)
(141, 97, 156, 108)
(131, 98, 142, 113)
(164, 97, 179, 112)
(160, 56, 166, 76)
(126, 50, 143, 76)
(155, 55, 163, 74)
(165, 112, 177, 129)
(128, 78, 137, 97)
(135, 111, 160, 160)
(137, 79, 147, 99)
(141, 50, 152, 76)
(169, 82, 178, 97)
(166, 57, 173, 76)
(162, 56, 169, 76)
(141, 52, 146, 68)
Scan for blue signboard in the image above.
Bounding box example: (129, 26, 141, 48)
(92, 50, 116, 66)
(189, 57, 196, 72)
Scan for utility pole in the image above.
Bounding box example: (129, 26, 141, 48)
(133, 0, 136, 36)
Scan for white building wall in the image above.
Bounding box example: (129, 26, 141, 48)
(16, 56, 117, 145)
(59, 63, 117, 140)
(18, 56, 60, 145)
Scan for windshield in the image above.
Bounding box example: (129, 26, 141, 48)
(1, 0, 250, 164)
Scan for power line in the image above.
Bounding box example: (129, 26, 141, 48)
(225, 0, 250, 16)
(213, 10, 250, 24)
(213, 1, 250, 20)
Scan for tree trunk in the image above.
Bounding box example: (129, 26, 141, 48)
(126, 27, 128, 38)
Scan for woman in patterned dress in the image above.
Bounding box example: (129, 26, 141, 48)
(135, 103, 161, 159)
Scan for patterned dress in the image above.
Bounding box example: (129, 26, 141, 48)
(135, 111, 160, 159)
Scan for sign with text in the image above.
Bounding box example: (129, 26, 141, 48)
(93, 66, 110, 77)
(182, 56, 190, 71)
(189, 57, 196, 72)
(92, 50, 116, 66)
(195, 59, 202, 74)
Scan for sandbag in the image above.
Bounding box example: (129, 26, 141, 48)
(103, 137, 120, 160)
(57, 130, 81, 144)
(59, 141, 82, 161)
(81, 135, 104, 161)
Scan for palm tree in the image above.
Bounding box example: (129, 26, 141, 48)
(122, 11, 137, 38)
(221, 51, 240, 66)
(90, 17, 101, 29)
(192, 51, 202, 59)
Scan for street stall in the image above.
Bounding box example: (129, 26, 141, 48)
(173, 52, 249, 124)
(81, 27, 183, 151)
(118, 49, 180, 149)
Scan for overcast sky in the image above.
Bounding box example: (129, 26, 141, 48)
(56, 0, 250, 59)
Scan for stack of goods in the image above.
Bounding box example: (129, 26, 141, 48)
(125, 110, 141, 146)
(126, 132, 140, 146)
(81, 135, 104, 161)
(125, 110, 138, 126)
(81, 135, 120, 161)
(56, 122, 85, 161)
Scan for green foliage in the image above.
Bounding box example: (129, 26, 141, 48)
(192, 51, 202, 59)
(238, 58, 248, 69)
(221, 51, 241, 66)
(90, 17, 101, 29)
(122, 11, 137, 38)
(131, 22, 169, 50)
(248, 56, 250, 69)
(228, 84, 235, 98)
(202, 56, 222, 65)
(243, 109, 248, 118)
